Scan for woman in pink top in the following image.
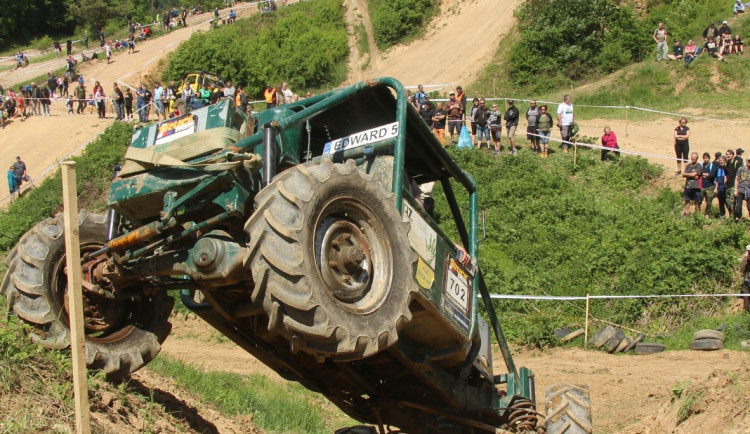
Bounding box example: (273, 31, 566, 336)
(684, 40, 697, 65)
(601, 126, 619, 161)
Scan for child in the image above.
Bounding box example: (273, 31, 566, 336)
(67, 95, 74, 114)
(88, 93, 96, 114)
(7, 165, 18, 202)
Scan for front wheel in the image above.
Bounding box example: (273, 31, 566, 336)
(245, 159, 418, 360)
(1, 211, 173, 380)
(545, 383, 593, 434)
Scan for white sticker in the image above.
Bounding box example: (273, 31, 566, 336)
(323, 122, 399, 155)
(444, 257, 471, 315)
(403, 202, 437, 268)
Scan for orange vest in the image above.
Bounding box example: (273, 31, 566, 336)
(235, 90, 244, 106)
(264, 88, 275, 104)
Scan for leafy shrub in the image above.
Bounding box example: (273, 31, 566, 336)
(368, 0, 436, 49)
(433, 149, 747, 347)
(31, 35, 54, 51)
(162, 0, 349, 96)
(0, 122, 131, 251)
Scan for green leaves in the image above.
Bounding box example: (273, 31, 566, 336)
(368, 0, 436, 49)
(162, 0, 349, 95)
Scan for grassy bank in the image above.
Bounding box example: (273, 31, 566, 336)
(367, 0, 438, 49)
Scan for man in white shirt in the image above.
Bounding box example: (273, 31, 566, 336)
(281, 82, 293, 104)
(557, 94, 574, 152)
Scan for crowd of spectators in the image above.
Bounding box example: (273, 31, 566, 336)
(655, 14, 744, 65)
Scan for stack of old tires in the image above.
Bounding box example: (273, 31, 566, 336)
(588, 325, 665, 355)
(689, 329, 724, 351)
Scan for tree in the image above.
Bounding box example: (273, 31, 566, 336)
(68, 0, 122, 27)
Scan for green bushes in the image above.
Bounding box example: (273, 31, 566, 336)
(434, 149, 747, 347)
(368, 0, 436, 49)
(163, 0, 349, 96)
(0, 121, 131, 251)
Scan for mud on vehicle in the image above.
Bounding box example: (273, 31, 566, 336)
(2, 78, 590, 433)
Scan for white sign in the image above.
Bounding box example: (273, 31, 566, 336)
(153, 114, 196, 146)
(444, 257, 471, 316)
(323, 122, 399, 155)
(403, 202, 437, 268)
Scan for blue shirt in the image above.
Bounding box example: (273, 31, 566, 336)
(716, 166, 726, 190)
(7, 170, 18, 191)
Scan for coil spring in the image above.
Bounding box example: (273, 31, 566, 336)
(508, 398, 537, 432)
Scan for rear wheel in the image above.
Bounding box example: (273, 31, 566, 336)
(545, 383, 592, 434)
(1, 211, 173, 380)
(245, 159, 418, 359)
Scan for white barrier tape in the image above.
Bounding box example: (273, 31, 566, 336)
(490, 293, 748, 300)
(405, 83, 454, 89)
(526, 131, 689, 163)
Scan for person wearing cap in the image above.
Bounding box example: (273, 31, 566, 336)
(445, 91, 463, 146)
(733, 155, 750, 220)
(503, 99, 520, 155)
(419, 95, 435, 130)
(667, 39, 683, 60)
(739, 245, 750, 312)
(719, 21, 734, 55)
(735, 0, 746, 16)
(673, 117, 690, 175)
(703, 22, 719, 41)
(653, 22, 668, 61)
(682, 152, 703, 216)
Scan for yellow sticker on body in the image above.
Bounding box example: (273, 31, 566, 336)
(416, 257, 435, 289)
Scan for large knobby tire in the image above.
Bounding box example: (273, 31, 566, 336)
(545, 383, 593, 434)
(689, 338, 723, 351)
(1, 211, 173, 381)
(634, 342, 665, 355)
(245, 159, 418, 360)
(693, 329, 725, 342)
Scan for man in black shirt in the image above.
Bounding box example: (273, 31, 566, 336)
(668, 40, 683, 60)
(700, 152, 718, 216)
(419, 96, 435, 129)
(432, 102, 447, 146)
(703, 22, 719, 41)
(725, 149, 744, 215)
(682, 152, 703, 216)
(503, 99, 520, 155)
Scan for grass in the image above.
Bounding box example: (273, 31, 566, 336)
(354, 22, 370, 57)
(147, 355, 355, 433)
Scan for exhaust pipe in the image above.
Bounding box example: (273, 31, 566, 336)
(263, 123, 277, 187)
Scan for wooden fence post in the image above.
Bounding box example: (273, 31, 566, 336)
(61, 162, 91, 434)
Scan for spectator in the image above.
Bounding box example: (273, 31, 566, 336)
(414, 85, 426, 107)
(468, 98, 480, 147)
(281, 82, 293, 104)
(153, 82, 165, 120)
(124, 88, 133, 120)
(733, 34, 744, 54)
(84, 30, 89, 49)
(66, 39, 72, 56)
(94, 81, 106, 119)
(682, 152, 703, 216)
(12, 156, 29, 196)
(725, 149, 743, 216)
(703, 36, 724, 60)
(489, 103, 503, 156)
(128, 34, 136, 54)
(654, 22, 668, 61)
(432, 102, 447, 146)
(673, 117, 690, 175)
(88, 93, 95, 114)
(235, 84, 247, 113)
(199, 83, 211, 106)
(504, 99, 520, 155)
(224, 80, 236, 99)
(40, 85, 51, 117)
(526, 100, 540, 153)
(183, 82, 195, 112)
(735, 156, 750, 219)
(684, 40, 698, 66)
(47, 71, 57, 97)
(739, 246, 750, 312)
(209, 83, 221, 104)
(136, 82, 151, 122)
(474, 98, 491, 150)
(700, 152, 717, 216)
(719, 21, 734, 55)
(667, 39, 683, 60)
(537, 105, 554, 158)
(419, 95, 435, 129)
(264, 84, 276, 108)
(182, 7, 188, 26)
(456, 85, 467, 133)
(66, 95, 74, 114)
(7, 165, 18, 201)
(703, 22, 719, 41)
(105, 41, 112, 64)
(445, 91, 463, 145)
(31, 82, 41, 116)
(735, 0, 746, 16)
(557, 94, 574, 152)
(407, 95, 418, 111)
(716, 156, 728, 218)
(113, 83, 124, 120)
(600, 126, 620, 161)
(53, 40, 61, 57)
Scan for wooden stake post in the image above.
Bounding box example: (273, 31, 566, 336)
(584, 293, 590, 348)
(61, 162, 91, 434)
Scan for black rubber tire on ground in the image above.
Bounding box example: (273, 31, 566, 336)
(561, 328, 585, 343)
(605, 329, 625, 353)
(625, 332, 645, 352)
(244, 159, 418, 360)
(615, 336, 632, 353)
(689, 338, 723, 351)
(0, 211, 173, 381)
(545, 383, 593, 434)
(589, 325, 616, 349)
(693, 329, 725, 342)
(634, 342, 666, 355)
(554, 326, 572, 339)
